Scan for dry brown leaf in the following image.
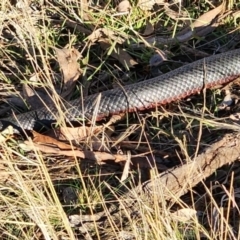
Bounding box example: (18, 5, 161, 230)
(32, 130, 74, 150)
(55, 47, 82, 84)
(59, 126, 103, 141)
(23, 140, 128, 163)
(88, 28, 125, 44)
(117, 0, 131, 12)
(60, 126, 113, 151)
(142, 20, 154, 36)
(192, 3, 224, 28)
(55, 47, 82, 99)
(100, 42, 137, 69)
(178, 3, 224, 36)
(134, 3, 228, 47)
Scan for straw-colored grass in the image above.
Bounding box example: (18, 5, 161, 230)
(0, 0, 240, 239)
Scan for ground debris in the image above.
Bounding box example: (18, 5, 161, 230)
(68, 132, 240, 235)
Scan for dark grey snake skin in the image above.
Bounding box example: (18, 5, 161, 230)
(1, 48, 240, 133)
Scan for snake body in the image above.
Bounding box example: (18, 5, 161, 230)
(1, 48, 240, 132)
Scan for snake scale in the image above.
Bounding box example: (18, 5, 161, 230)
(1, 48, 240, 133)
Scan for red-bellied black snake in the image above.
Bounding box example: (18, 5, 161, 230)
(1, 48, 240, 133)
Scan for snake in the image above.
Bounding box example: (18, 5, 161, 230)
(1, 48, 240, 133)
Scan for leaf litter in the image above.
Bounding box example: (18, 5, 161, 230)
(55, 46, 82, 99)
(117, 0, 132, 13)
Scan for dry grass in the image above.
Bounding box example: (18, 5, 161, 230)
(0, 0, 240, 239)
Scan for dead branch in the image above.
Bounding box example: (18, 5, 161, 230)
(143, 133, 240, 199)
